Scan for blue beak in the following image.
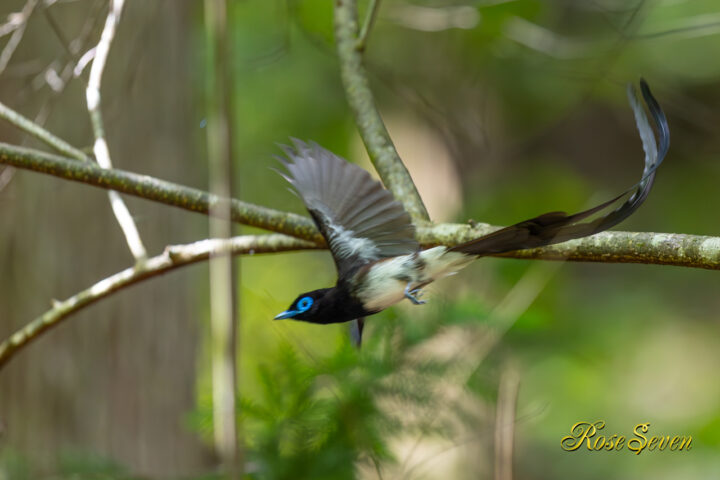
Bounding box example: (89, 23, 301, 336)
(274, 310, 298, 320)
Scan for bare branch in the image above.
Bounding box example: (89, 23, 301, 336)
(0, 100, 88, 159)
(0, 166, 14, 192)
(2, 141, 720, 270)
(0, 142, 324, 243)
(74, 47, 95, 77)
(0, 234, 318, 370)
(0, 0, 38, 75)
(0, 16, 22, 38)
(334, 0, 430, 223)
(86, 0, 147, 262)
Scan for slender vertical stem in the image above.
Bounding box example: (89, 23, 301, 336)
(204, 0, 241, 476)
(494, 366, 520, 480)
(357, 0, 381, 51)
(86, 0, 148, 262)
(0, 166, 13, 193)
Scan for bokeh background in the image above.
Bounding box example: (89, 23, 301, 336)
(1, 0, 719, 478)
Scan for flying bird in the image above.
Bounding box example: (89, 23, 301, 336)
(274, 80, 670, 346)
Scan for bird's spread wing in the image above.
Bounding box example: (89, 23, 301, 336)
(278, 139, 419, 277)
(450, 79, 669, 256)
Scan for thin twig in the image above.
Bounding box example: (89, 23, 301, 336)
(0, 166, 14, 192)
(334, 0, 430, 223)
(357, 0, 381, 51)
(0, 17, 21, 38)
(37, 0, 103, 94)
(0, 101, 88, 159)
(43, 5, 81, 68)
(0, 234, 319, 370)
(0, 0, 38, 75)
(371, 454, 384, 479)
(86, 0, 147, 262)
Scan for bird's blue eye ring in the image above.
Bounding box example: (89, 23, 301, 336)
(297, 297, 313, 312)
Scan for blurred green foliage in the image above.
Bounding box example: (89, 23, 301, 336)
(0, 447, 133, 480)
(192, 303, 497, 479)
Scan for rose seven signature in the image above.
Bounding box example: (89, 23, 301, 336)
(561, 421, 692, 454)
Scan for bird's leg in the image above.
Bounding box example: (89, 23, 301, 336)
(404, 283, 426, 305)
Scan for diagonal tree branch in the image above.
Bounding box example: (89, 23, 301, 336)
(0, 0, 38, 75)
(0, 100, 88, 159)
(0, 142, 324, 243)
(2, 141, 720, 269)
(0, 234, 318, 370)
(334, 0, 430, 223)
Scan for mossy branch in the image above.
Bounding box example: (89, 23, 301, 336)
(1, 141, 719, 270)
(415, 225, 720, 270)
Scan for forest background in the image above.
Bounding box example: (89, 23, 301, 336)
(0, 1, 719, 479)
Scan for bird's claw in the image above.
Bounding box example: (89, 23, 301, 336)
(404, 284, 426, 305)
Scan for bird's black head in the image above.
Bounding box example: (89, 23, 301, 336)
(274, 288, 332, 323)
(274, 285, 371, 324)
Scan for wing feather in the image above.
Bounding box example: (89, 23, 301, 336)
(279, 139, 419, 276)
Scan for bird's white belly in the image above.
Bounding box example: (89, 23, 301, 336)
(355, 247, 474, 312)
(357, 255, 417, 311)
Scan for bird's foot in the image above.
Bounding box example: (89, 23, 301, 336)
(404, 284, 426, 305)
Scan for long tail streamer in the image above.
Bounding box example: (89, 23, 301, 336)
(450, 80, 670, 256)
